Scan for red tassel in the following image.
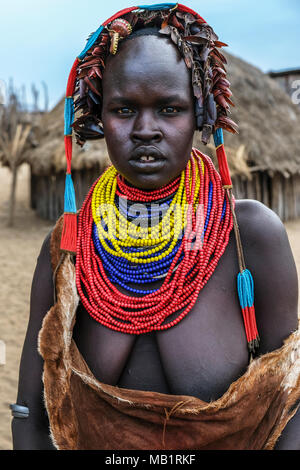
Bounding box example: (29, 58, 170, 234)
(60, 213, 77, 254)
(241, 306, 250, 343)
(66, 58, 80, 97)
(241, 305, 259, 345)
(64, 136, 72, 173)
(216, 145, 232, 187)
(248, 305, 259, 342)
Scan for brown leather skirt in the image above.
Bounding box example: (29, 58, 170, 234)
(37, 217, 300, 450)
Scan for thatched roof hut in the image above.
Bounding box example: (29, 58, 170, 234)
(27, 52, 300, 221)
(269, 68, 300, 111)
(27, 98, 110, 220)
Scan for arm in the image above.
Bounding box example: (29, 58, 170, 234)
(236, 200, 299, 449)
(236, 200, 298, 353)
(11, 231, 56, 450)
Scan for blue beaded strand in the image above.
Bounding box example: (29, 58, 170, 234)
(91, 178, 227, 295)
(93, 224, 183, 285)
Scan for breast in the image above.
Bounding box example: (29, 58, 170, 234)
(73, 233, 250, 402)
(155, 298, 249, 401)
(155, 237, 250, 401)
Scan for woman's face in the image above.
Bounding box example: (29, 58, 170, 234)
(101, 35, 196, 190)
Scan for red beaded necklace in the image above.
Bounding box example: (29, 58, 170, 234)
(75, 150, 233, 334)
(116, 173, 181, 202)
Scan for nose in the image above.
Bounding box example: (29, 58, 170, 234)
(131, 111, 163, 144)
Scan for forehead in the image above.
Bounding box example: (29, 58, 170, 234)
(102, 35, 192, 99)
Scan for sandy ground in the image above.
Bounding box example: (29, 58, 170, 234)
(0, 164, 52, 450)
(0, 164, 299, 450)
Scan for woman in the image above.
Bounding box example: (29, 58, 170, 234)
(11, 4, 300, 450)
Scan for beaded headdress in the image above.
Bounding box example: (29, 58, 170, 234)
(61, 3, 259, 354)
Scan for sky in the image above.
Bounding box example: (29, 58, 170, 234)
(0, 0, 299, 110)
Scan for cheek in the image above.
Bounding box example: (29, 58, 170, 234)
(103, 118, 122, 139)
(102, 118, 129, 170)
(164, 115, 195, 147)
(102, 117, 131, 150)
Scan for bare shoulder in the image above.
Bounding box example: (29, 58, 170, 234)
(235, 199, 287, 241)
(234, 199, 299, 353)
(234, 199, 296, 266)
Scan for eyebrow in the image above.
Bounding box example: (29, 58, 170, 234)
(156, 94, 188, 105)
(107, 94, 189, 106)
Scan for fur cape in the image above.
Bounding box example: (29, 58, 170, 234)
(38, 216, 300, 450)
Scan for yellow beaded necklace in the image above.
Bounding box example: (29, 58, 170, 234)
(91, 155, 204, 264)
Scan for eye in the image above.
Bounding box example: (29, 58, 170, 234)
(161, 106, 180, 114)
(116, 107, 134, 115)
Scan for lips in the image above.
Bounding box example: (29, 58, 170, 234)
(129, 146, 166, 173)
(130, 146, 165, 162)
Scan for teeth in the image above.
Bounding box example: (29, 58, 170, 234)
(140, 155, 155, 162)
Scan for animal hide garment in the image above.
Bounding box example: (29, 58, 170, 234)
(38, 217, 300, 450)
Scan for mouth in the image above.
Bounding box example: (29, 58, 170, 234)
(129, 146, 167, 172)
(138, 155, 157, 162)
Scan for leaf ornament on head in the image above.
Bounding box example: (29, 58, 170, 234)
(159, 11, 237, 144)
(72, 5, 237, 148)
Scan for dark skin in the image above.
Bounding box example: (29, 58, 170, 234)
(12, 35, 299, 450)
(101, 35, 195, 190)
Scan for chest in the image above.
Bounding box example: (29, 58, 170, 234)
(72, 234, 250, 402)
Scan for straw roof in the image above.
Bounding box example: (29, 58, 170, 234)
(202, 52, 300, 178)
(27, 98, 110, 175)
(27, 52, 300, 178)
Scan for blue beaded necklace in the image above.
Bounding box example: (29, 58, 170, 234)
(92, 187, 184, 293)
(92, 177, 226, 295)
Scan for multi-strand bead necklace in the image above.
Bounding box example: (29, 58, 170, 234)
(76, 149, 233, 334)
